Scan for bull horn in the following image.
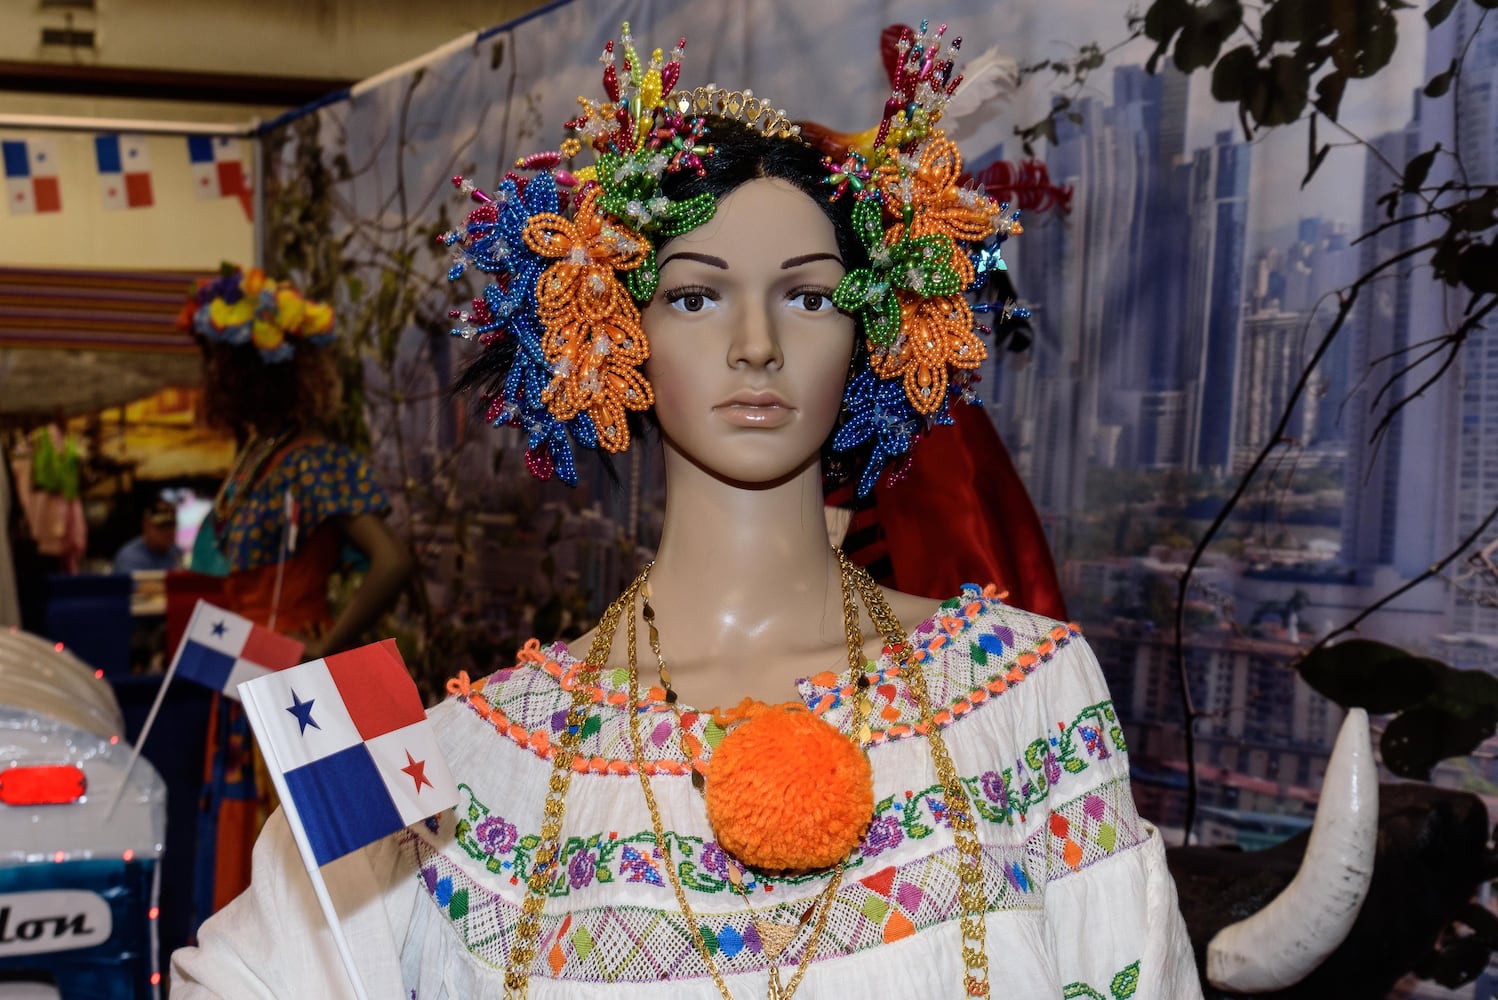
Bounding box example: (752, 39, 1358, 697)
(1206, 707, 1377, 992)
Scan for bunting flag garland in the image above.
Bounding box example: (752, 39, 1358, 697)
(238, 639, 458, 866)
(94, 133, 155, 210)
(2, 138, 62, 215)
(187, 135, 253, 219)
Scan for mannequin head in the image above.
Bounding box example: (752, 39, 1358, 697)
(642, 177, 854, 487)
(638, 117, 868, 487)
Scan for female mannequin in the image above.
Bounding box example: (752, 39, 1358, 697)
(173, 25, 1201, 999)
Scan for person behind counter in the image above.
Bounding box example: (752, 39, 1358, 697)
(112, 497, 183, 574)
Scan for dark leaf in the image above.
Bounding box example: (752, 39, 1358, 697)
(1426, 0, 1460, 27)
(1458, 243, 1498, 295)
(1298, 639, 1439, 713)
(1315, 70, 1347, 119)
(1146, 43, 1170, 75)
(1420, 932, 1492, 988)
(1402, 145, 1439, 192)
(1246, 54, 1310, 126)
(1174, 0, 1244, 73)
(1431, 236, 1468, 286)
(1453, 189, 1498, 232)
(1425, 60, 1457, 98)
(1334, 10, 1400, 79)
(1456, 901, 1498, 944)
(1421, 666, 1498, 717)
(1210, 45, 1258, 102)
(1261, 0, 1333, 45)
(1302, 120, 1332, 188)
(1380, 705, 1497, 780)
(1377, 188, 1399, 219)
(1143, 0, 1191, 42)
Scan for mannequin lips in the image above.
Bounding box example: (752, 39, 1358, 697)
(715, 391, 794, 428)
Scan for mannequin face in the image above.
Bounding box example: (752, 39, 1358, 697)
(642, 178, 854, 487)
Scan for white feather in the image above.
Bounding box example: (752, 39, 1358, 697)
(943, 46, 1020, 144)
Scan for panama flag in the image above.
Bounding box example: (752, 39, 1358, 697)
(238, 639, 457, 866)
(186, 135, 252, 220)
(2, 138, 62, 215)
(172, 600, 306, 700)
(95, 134, 154, 210)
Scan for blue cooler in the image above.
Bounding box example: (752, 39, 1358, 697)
(0, 628, 166, 999)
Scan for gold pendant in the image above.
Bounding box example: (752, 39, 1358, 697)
(754, 919, 798, 962)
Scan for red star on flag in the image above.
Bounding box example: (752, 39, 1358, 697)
(401, 750, 433, 794)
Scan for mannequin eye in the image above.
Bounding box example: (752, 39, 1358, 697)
(663, 285, 718, 313)
(789, 287, 835, 313)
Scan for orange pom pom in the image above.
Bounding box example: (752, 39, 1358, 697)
(704, 702, 873, 871)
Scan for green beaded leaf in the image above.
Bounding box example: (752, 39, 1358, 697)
(655, 192, 716, 238)
(889, 233, 962, 297)
(625, 247, 659, 303)
(833, 269, 901, 345)
(850, 196, 885, 250)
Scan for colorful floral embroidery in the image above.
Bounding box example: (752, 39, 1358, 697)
(448, 585, 1087, 772)
(412, 776, 1142, 983)
(446, 699, 1128, 899)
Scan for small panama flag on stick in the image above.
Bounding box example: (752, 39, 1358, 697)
(238, 639, 457, 1000)
(175, 599, 306, 700)
(104, 600, 306, 823)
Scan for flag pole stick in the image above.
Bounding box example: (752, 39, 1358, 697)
(239, 683, 374, 1000)
(102, 600, 202, 822)
(267, 487, 293, 633)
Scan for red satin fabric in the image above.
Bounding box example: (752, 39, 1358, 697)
(873, 405, 1068, 620)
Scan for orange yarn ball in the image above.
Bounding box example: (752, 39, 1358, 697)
(704, 703, 874, 871)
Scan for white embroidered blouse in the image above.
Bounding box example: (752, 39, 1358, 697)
(172, 588, 1204, 999)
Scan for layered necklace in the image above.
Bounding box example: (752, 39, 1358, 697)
(502, 551, 992, 999)
(210, 427, 296, 536)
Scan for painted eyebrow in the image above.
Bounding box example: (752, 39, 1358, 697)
(658, 251, 728, 270)
(781, 252, 844, 269)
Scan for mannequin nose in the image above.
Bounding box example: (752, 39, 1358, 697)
(728, 300, 782, 369)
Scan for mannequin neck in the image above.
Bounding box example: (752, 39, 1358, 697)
(645, 439, 845, 664)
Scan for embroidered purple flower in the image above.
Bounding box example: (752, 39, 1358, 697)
(1043, 751, 1062, 785)
(474, 815, 518, 856)
(699, 840, 730, 878)
(980, 770, 1009, 811)
(568, 849, 596, 889)
(861, 815, 904, 857)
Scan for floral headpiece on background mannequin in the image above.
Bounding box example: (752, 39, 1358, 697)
(181, 265, 336, 364)
(446, 20, 1026, 494)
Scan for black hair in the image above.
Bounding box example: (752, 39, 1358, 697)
(655, 116, 870, 276)
(202, 339, 340, 440)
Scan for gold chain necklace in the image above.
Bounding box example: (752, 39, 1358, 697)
(627, 553, 876, 1000)
(501, 551, 992, 998)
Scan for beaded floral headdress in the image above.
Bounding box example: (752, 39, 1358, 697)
(446, 20, 1026, 493)
(182, 266, 335, 364)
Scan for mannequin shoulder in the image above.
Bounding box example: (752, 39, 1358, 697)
(879, 586, 946, 637)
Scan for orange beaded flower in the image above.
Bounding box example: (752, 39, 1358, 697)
(524, 187, 655, 451)
(878, 136, 996, 246)
(870, 292, 984, 415)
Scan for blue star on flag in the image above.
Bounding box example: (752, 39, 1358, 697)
(211, 620, 227, 637)
(286, 689, 320, 735)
